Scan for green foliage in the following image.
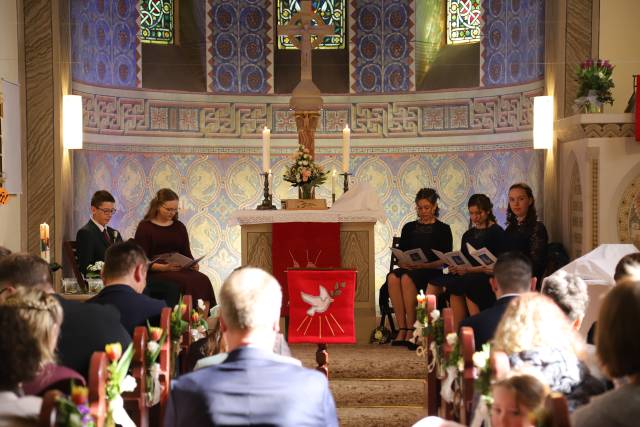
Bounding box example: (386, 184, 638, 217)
(575, 58, 615, 107)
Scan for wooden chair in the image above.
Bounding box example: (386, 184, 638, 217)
(439, 308, 455, 419)
(88, 352, 108, 427)
(378, 236, 401, 335)
(124, 327, 149, 427)
(544, 392, 572, 427)
(459, 326, 477, 424)
(39, 390, 63, 427)
(63, 240, 88, 292)
(179, 294, 193, 374)
(424, 294, 439, 416)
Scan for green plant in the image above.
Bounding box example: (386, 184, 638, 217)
(575, 58, 615, 111)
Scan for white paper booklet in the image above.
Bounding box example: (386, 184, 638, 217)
(432, 249, 473, 267)
(391, 247, 428, 264)
(153, 252, 207, 270)
(466, 243, 497, 266)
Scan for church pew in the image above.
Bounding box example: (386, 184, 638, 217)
(123, 326, 149, 427)
(439, 308, 455, 419)
(152, 307, 172, 425)
(38, 390, 62, 427)
(544, 392, 572, 427)
(88, 352, 108, 427)
(459, 326, 476, 424)
(180, 295, 193, 374)
(425, 294, 439, 416)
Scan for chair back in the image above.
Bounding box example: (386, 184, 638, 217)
(38, 390, 63, 427)
(459, 326, 477, 424)
(124, 326, 149, 427)
(88, 352, 108, 427)
(63, 240, 88, 292)
(425, 294, 438, 416)
(544, 392, 572, 427)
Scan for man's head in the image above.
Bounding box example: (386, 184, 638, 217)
(219, 267, 282, 351)
(490, 252, 536, 297)
(90, 190, 116, 227)
(613, 252, 640, 283)
(0, 253, 52, 301)
(541, 271, 588, 330)
(0, 246, 11, 260)
(102, 240, 148, 293)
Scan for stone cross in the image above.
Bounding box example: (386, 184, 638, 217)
(277, 2, 334, 82)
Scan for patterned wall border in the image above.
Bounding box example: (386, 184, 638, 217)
(617, 173, 640, 245)
(591, 158, 599, 249)
(135, 1, 142, 88)
(75, 80, 542, 139)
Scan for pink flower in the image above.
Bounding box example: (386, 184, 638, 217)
(301, 169, 311, 182)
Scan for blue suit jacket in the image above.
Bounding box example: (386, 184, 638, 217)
(87, 284, 166, 336)
(165, 346, 339, 427)
(459, 295, 518, 351)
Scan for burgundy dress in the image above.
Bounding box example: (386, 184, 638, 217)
(134, 220, 216, 305)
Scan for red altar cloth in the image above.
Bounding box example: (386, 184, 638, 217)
(272, 222, 341, 315)
(287, 269, 356, 344)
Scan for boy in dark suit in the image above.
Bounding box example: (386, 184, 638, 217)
(88, 241, 166, 336)
(76, 190, 123, 275)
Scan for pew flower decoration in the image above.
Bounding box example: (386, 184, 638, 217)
(55, 383, 95, 427)
(283, 144, 327, 199)
(104, 342, 136, 427)
(85, 261, 104, 279)
(145, 324, 166, 407)
(473, 343, 493, 406)
(190, 299, 209, 341)
(414, 290, 445, 377)
(170, 295, 189, 376)
(574, 58, 615, 113)
(441, 333, 463, 404)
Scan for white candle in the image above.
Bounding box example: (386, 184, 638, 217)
(342, 124, 350, 173)
(262, 127, 271, 173)
(331, 169, 336, 196)
(39, 223, 50, 263)
(268, 169, 273, 195)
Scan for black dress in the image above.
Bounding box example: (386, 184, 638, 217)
(503, 220, 548, 286)
(432, 223, 504, 310)
(390, 220, 453, 292)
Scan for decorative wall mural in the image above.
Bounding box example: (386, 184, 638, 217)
(277, 0, 346, 49)
(617, 174, 640, 249)
(447, 0, 482, 44)
(140, 0, 175, 44)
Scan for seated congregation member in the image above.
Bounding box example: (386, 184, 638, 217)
(135, 188, 215, 305)
(87, 240, 166, 336)
(492, 293, 605, 411)
(166, 267, 338, 427)
(459, 252, 536, 350)
(503, 183, 548, 287)
(3, 288, 85, 396)
(541, 271, 589, 331)
(572, 280, 640, 427)
(76, 190, 123, 275)
(431, 194, 504, 328)
(0, 253, 131, 378)
(0, 307, 42, 427)
(388, 188, 452, 347)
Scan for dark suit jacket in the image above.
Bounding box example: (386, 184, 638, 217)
(87, 284, 166, 336)
(165, 346, 339, 427)
(75, 220, 123, 275)
(459, 295, 518, 351)
(55, 295, 132, 379)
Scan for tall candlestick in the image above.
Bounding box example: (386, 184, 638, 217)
(331, 169, 336, 201)
(342, 125, 350, 173)
(262, 127, 271, 173)
(268, 169, 273, 195)
(39, 223, 50, 263)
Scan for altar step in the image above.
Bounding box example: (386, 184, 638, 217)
(290, 344, 428, 426)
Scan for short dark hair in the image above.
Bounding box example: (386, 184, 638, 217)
(0, 246, 11, 259)
(102, 240, 148, 281)
(493, 252, 533, 294)
(596, 280, 640, 377)
(0, 306, 42, 389)
(613, 252, 640, 282)
(0, 253, 52, 289)
(91, 190, 115, 208)
(415, 188, 440, 217)
(541, 272, 588, 322)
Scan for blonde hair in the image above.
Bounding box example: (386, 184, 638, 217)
(492, 293, 583, 356)
(3, 287, 63, 365)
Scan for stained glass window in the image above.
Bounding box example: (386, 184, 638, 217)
(277, 0, 345, 50)
(140, 0, 175, 44)
(447, 0, 481, 44)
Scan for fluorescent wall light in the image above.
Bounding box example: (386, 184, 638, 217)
(533, 96, 553, 150)
(63, 95, 83, 149)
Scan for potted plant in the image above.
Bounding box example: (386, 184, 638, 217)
(283, 144, 327, 199)
(575, 58, 615, 113)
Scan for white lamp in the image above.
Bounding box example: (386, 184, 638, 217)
(63, 95, 83, 149)
(533, 96, 553, 150)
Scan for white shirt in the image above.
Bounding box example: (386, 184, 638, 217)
(0, 391, 41, 427)
(91, 217, 106, 233)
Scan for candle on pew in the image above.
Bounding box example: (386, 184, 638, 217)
(342, 125, 350, 173)
(262, 127, 271, 173)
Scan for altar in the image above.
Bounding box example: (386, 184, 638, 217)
(233, 209, 380, 343)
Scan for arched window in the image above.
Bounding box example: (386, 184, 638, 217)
(277, 0, 346, 50)
(140, 0, 177, 45)
(446, 0, 481, 44)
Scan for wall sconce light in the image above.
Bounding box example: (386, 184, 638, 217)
(533, 95, 553, 150)
(63, 95, 83, 149)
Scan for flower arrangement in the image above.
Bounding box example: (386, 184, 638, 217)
(169, 295, 189, 377)
(575, 58, 615, 113)
(282, 144, 327, 199)
(55, 383, 95, 427)
(190, 298, 209, 342)
(104, 342, 137, 427)
(85, 261, 104, 279)
(472, 343, 492, 406)
(144, 324, 166, 406)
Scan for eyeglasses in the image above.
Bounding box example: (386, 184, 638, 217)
(97, 208, 117, 214)
(161, 206, 179, 213)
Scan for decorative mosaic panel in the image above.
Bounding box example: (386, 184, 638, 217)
(481, 0, 544, 86)
(140, 0, 175, 44)
(277, 0, 346, 49)
(73, 145, 543, 299)
(447, 0, 482, 44)
(206, 0, 273, 93)
(350, 0, 415, 93)
(71, 0, 140, 87)
(617, 173, 640, 249)
(569, 157, 583, 259)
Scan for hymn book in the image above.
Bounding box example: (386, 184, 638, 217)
(432, 249, 473, 268)
(465, 243, 497, 266)
(151, 252, 208, 270)
(390, 248, 428, 264)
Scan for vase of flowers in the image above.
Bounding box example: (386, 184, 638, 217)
(144, 324, 166, 407)
(170, 295, 189, 378)
(574, 58, 614, 113)
(283, 144, 327, 200)
(104, 342, 136, 427)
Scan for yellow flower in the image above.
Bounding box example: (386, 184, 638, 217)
(105, 342, 122, 362)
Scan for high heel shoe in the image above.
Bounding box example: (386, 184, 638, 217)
(391, 329, 408, 346)
(405, 328, 419, 351)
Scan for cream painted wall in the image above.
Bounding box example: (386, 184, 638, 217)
(0, 0, 22, 252)
(599, 0, 640, 113)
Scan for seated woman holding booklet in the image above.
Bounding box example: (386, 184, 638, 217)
(387, 188, 452, 348)
(430, 194, 504, 328)
(135, 188, 216, 305)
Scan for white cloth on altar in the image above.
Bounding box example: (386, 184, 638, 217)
(551, 243, 638, 338)
(329, 183, 386, 223)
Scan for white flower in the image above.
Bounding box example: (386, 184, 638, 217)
(302, 161, 308, 166)
(430, 309, 440, 322)
(94, 261, 104, 270)
(598, 71, 605, 79)
(457, 358, 465, 372)
(446, 333, 458, 346)
(472, 351, 489, 369)
(120, 375, 137, 393)
(298, 161, 303, 165)
(197, 298, 205, 311)
(147, 341, 159, 354)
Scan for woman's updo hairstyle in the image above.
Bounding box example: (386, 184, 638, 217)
(415, 188, 440, 217)
(468, 193, 497, 227)
(144, 188, 180, 221)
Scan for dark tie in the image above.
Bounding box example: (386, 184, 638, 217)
(103, 228, 111, 245)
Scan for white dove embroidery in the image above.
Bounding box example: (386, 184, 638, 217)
(300, 285, 334, 316)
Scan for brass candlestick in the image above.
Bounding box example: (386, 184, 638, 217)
(341, 172, 351, 193)
(256, 172, 276, 210)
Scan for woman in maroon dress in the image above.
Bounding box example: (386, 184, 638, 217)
(134, 188, 216, 305)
